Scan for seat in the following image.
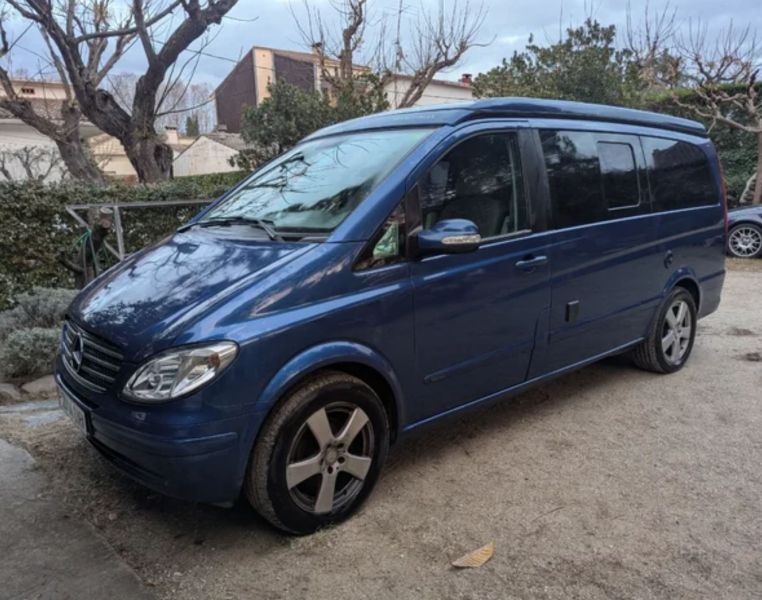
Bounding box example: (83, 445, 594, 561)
(439, 162, 510, 237)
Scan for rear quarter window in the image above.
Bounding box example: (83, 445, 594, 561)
(641, 137, 717, 210)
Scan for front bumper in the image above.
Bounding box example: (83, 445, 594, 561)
(56, 373, 251, 505)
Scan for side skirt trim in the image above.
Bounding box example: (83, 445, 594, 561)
(402, 338, 644, 432)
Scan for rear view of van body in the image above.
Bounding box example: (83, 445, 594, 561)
(56, 98, 726, 534)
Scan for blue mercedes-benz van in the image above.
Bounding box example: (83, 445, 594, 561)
(56, 98, 726, 533)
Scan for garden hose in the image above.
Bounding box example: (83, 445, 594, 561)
(73, 229, 101, 279)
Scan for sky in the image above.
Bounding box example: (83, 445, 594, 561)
(3, 0, 761, 90)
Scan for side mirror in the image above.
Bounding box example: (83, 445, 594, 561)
(414, 219, 481, 256)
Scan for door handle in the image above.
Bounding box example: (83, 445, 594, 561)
(515, 255, 548, 271)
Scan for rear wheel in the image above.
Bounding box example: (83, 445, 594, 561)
(245, 371, 389, 534)
(727, 223, 762, 258)
(632, 288, 697, 374)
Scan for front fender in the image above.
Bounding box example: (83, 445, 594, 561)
(245, 340, 406, 440)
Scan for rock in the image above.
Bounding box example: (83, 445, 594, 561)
(0, 383, 22, 404)
(21, 375, 57, 399)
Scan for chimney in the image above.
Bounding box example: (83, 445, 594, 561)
(312, 42, 323, 55)
(459, 73, 473, 85)
(164, 125, 179, 145)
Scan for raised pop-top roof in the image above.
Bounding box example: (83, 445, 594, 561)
(305, 97, 707, 140)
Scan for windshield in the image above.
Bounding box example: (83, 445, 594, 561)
(198, 128, 432, 235)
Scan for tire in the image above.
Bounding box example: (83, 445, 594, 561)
(727, 223, 762, 258)
(245, 371, 389, 534)
(632, 287, 697, 374)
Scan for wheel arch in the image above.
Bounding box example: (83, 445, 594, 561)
(728, 219, 762, 230)
(663, 268, 701, 313)
(252, 341, 405, 445)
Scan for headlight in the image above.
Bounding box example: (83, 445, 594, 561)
(124, 342, 238, 402)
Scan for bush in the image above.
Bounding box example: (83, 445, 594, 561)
(0, 171, 248, 309)
(0, 287, 77, 341)
(0, 327, 60, 379)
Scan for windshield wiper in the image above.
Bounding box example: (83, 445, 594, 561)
(185, 216, 283, 241)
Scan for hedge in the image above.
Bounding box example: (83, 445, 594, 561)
(0, 171, 247, 310)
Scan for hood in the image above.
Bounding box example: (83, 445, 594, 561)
(69, 227, 312, 357)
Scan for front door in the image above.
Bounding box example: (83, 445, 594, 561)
(408, 128, 551, 424)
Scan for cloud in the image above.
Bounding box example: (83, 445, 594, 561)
(2, 0, 760, 87)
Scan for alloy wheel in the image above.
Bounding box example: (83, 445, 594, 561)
(286, 402, 375, 515)
(661, 299, 693, 365)
(729, 226, 762, 258)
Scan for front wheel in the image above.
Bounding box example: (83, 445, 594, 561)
(727, 223, 762, 258)
(632, 288, 697, 374)
(245, 371, 389, 534)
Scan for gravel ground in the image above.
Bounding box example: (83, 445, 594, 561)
(1, 259, 761, 600)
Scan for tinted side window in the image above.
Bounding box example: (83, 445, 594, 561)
(598, 141, 640, 209)
(540, 130, 605, 228)
(642, 137, 716, 210)
(419, 133, 527, 238)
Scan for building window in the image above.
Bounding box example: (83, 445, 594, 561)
(20, 87, 35, 95)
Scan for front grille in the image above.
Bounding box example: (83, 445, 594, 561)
(60, 320, 124, 393)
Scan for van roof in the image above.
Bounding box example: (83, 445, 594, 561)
(305, 97, 707, 140)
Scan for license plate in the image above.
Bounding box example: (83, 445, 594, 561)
(59, 386, 88, 436)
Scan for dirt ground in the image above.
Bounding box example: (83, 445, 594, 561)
(2, 259, 761, 600)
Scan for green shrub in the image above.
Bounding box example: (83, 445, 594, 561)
(0, 327, 61, 379)
(0, 171, 248, 310)
(0, 287, 77, 340)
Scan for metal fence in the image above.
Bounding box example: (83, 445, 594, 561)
(64, 199, 210, 261)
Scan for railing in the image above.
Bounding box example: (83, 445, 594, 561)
(65, 199, 211, 260)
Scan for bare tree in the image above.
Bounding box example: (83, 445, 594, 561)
(625, 1, 681, 93)
(185, 81, 214, 132)
(107, 72, 213, 134)
(392, 1, 486, 107)
(672, 22, 762, 204)
(2, 0, 238, 182)
(295, 0, 486, 109)
(0, 145, 64, 181)
(0, 12, 105, 182)
(106, 72, 140, 114)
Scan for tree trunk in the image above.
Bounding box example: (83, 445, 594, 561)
(58, 103, 105, 184)
(127, 75, 173, 182)
(56, 135, 104, 183)
(754, 131, 762, 205)
(125, 134, 174, 182)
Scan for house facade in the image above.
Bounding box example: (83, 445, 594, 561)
(0, 79, 195, 181)
(0, 80, 99, 181)
(173, 131, 249, 177)
(92, 127, 195, 181)
(384, 74, 474, 108)
(214, 46, 474, 133)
